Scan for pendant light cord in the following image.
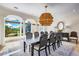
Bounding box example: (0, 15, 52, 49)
(45, 5, 48, 12)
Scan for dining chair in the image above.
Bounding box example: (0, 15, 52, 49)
(31, 34, 48, 56)
(55, 33, 62, 48)
(47, 32, 56, 54)
(40, 31, 44, 36)
(34, 32, 39, 38)
(45, 31, 48, 38)
(69, 31, 78, 44)
(25, 32, 33, 52)
(26, 32, 33, 39)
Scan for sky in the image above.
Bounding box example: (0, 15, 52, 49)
(5, 22, 20, 28)
(5, 15, 21, 28)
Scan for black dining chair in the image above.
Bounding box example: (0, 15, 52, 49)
(47, 32, 56, 54)
(55, 33, 62, 48)
(26, 32, 33, 39)
(45, 31, 48, 38)
(24, 32, 33, 52)
(34, 32, 39, 38)
(40, 31, 44, 36)
(50, 31, 53, 34)
(31, 34, 48, 56)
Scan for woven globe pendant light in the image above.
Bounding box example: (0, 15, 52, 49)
(39, 5, 53, 26)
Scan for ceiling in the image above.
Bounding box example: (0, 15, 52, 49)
(0, 3, 79, 26)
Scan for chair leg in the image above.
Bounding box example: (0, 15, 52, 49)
(57, 42, 60, 48)
(53, 43, 56, 51)
(54, 43, 56, 50)
(59, 42, 61, 47)
(45, 47, 48, 56)
(38, 50, 40, 56)
(24, 42, 26, 52)
(48, 45, 50, 54)
(59, 42, 60, 47)
(31, 45, 34, 56)
(57, 43, 59, 48)
(52, 44, 55, 51)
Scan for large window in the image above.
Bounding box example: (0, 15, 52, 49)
(4, 15, 23, 37)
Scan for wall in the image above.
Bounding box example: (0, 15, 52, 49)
(0, 16, 5, 45)
(0, 18, 1, 44)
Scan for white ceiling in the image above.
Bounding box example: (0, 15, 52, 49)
(0, 3, 79, 26)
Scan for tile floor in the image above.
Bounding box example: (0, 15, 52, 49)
(0, 40, 79, 56)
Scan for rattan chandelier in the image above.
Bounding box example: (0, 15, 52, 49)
(39, 5, 53, 26)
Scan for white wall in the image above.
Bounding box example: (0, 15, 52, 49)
(31, 24, 40, 33)
(0, 19, 1, 44)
